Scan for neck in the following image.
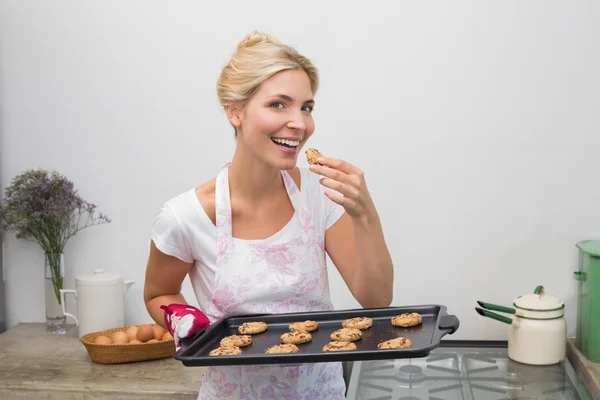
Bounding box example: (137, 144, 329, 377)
(227, 145, 284, 202)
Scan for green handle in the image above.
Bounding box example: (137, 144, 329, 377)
(475, 307, 514, 325)
(574, 271, 587, 281)
(477, 301, 516, 314)
(534, 285, 544, 295)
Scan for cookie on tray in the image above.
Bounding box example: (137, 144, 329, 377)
(289, 320, 319, 332)
(265, 343, 300, 354)
(220, 335, 252, 348)
(238, 322, 268, 335)
(323, 341, 357, 352)
(330, 328, 362, 342)
(377, 337, 412, 349)
(305, 148, 323, 165)
(342, 317, 373, 330)
(209, 346, 242, 356)
(391, 312, 422, 327)
(280, 331, 312, 345)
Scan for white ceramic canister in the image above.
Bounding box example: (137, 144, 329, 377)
(60, 269, 134, 337)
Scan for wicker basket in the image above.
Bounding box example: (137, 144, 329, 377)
(80, 325, 176, 364)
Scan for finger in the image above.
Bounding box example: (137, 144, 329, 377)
(310, 164, 352, 185)
(320, 178, 360, 199)
(324, 189, 349, 208)
(318, 156, 361, 175)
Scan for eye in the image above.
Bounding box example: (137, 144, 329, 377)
(302, 105, 314, 113)
(270, 102, 284, 109)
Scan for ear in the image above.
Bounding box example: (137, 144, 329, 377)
(225, 102, 243, 129)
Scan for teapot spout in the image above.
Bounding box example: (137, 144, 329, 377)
(124, 280, 134, 295)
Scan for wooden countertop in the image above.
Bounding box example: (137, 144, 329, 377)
(0, 323, 205, 399)
(567, 338, 600, 400)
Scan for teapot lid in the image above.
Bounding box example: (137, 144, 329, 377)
(76, 269, 123, 287)
(514, 285, 564, 310)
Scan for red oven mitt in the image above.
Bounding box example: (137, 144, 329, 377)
(160, 303, 210, 350)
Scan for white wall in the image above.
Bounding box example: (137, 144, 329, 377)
(1, 0, 598, 340)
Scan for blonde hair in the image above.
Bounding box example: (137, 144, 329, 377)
(217, 31, 319, 111)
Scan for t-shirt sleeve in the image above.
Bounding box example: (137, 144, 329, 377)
(151, 204, 194, 263)
(322, 186, 346, 229)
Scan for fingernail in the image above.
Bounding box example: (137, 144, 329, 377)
(309, 165, 316, 171)
(317, 157, 324, 163)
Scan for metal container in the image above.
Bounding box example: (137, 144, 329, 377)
(575, 240, 600, 362)
(475, 285, 567, 365)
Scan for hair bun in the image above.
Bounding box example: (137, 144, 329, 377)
(237, 31, 279, 50)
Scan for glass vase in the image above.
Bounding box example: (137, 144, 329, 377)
(45, 253, 67, 334)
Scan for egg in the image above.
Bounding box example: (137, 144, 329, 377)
(111, 331, 129, 344)
(125, 326, 138, 342)
(136, 324, 155, 342)
(152, 324, 166, 340)
(128, 339, 142, 345)
(162, 332, 173, 341)
(147, 339, 159, 344)
(95, 335, 112, 345)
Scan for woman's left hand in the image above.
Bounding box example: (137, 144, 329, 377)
(309, 156, 376, 221)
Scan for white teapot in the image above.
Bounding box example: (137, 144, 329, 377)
(60, 269, 134, 337)
(475, 285, 566, 365)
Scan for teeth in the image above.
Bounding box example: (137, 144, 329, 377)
(272, 138, 300, 147)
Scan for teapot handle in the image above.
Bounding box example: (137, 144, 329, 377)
(59, 289, 79, 326)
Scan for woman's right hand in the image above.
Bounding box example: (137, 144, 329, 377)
(161, 303, 211, 350)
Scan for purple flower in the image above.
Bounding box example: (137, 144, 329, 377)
(0, 168, 111, 255)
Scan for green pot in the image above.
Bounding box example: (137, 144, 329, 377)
(575, 240, 600, 362)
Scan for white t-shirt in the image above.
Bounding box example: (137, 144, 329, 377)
(151, 167, 345, 312)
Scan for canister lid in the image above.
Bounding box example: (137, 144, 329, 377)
(75, 269, 123, 286)
(514, 285, 564, 310)
(576, 240, 600, 257)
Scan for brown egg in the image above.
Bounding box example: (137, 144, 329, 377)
(152, 324, 166, 340)
(147, 339, 159, 344)
(162, 331, 173, 341)
(111, 331, 129, 344)
(128, 339, 142, 345)
(125, 326, 138, 342)
(95, 335, 112, 345)
(136, 324, 155, 342)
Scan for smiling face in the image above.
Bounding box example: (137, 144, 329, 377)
(227, 69, 315, 170)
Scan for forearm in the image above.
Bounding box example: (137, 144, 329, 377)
(145, 293, 189, 329)
(351, 212, 394, 308)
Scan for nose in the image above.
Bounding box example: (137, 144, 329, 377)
(286, 112, 306, 132)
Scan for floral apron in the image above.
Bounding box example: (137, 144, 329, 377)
(197, 164, 346, 399)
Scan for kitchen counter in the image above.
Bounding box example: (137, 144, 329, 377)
(2, 323, 599, 399)
(568, 338, 600, 400)
(0, 323, 205, 399)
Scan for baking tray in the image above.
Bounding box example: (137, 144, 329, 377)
(174, 305, 459, 367)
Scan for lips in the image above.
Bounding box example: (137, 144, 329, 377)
(271, 137, 301, 148)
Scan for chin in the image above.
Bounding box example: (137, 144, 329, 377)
(274, 158, 298, 171)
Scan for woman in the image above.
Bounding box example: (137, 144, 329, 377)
(144, 31, 394, 399)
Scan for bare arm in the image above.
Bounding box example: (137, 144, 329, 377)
(311, 157, 394, 308)
(143, 240, 192, 329)
(326, 211, 394, 308)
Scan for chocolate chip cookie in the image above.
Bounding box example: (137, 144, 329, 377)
(342, 317, 373, 330)
(220, 335, 252, 348)
(323, 341, 357, 352)
(264, 343, 300, 354)
(391, 313, 422, 327)
(330, 328, 362, 342)
(289, 320, 319, 332)
(238, 322, 268, 335)
(377, 337, 412, 349)
(305, 148, 323, 165)
(209, 346, 242, 356)
(280, 331, 312, 344)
